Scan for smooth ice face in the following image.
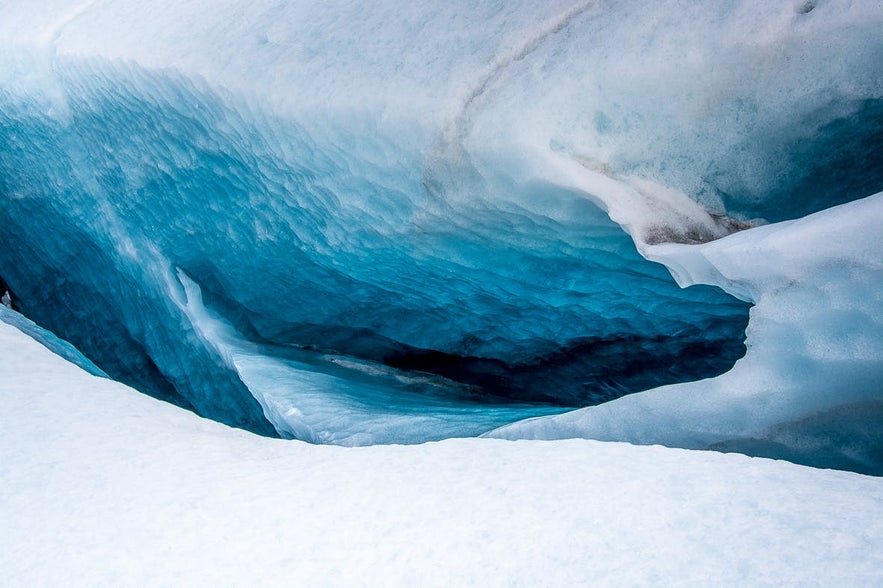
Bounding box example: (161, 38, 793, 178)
(0, 0, 881, 448)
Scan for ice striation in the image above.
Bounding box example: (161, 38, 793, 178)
(0, 60, 754, 442)
(491, 194, 883, 474)
(0, 1, 881, 459)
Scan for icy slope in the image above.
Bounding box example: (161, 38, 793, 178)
(3, 319, 883, 586)
(0, 304, 106, 378)
(491, 193, 883, 474)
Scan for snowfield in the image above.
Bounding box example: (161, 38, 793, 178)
(1, 0, 882, 583)
(2, 319, 882, 586)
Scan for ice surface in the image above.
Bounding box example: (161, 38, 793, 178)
(174, 269, 565, 444)
(0, 56, 749, 438)
(0, 0, 881, 450)
(2, 319, 883, 585)
(491, 193, 883, 475)
(0, 304, 105, 378)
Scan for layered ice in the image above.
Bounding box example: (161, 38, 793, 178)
(174, 269, 565, 444)
(0, 61, 750, 441)
(0, 1, 881, 452)
(491, 194, 883, 475)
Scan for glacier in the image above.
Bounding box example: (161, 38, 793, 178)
(0, 59, 751, 442)
(490, 193, 883, 474)
(0, 0, 882, 464)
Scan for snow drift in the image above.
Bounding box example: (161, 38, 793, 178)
(2, 318, 883, 585)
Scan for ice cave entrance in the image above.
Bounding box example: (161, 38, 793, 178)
(0, 63, 752, 445)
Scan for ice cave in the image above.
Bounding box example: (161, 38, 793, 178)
(1, 1, 882, 462)
(3, 1, 883, 584)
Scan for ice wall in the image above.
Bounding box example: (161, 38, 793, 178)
(173, 269, 566, 444)
(2, 61, 745, 440)
(491, 194, 883, 475)
(0, 56, 749, 438)
(0, 0, 881, 446)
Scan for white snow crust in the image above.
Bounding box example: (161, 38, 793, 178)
(2, 318, 883, 586)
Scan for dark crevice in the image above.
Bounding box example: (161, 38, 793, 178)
(0, 274, 18, 311)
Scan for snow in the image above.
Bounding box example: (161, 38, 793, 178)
(0, 7, 882, 579)
(2, 318, 883, 586)
(2, 0, 880, 223)
(490, 193, 883, 475)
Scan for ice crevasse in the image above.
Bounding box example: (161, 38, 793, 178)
(0, 0, 881, 468)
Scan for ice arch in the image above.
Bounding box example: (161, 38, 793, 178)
(0, 61, 750, 441)
(0, 0, 881, 447)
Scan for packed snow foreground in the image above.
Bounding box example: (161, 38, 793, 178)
(3, 312, 883, 585)
(1, 0, 883, 583)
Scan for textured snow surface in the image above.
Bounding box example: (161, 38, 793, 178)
(3, 320, 883, 586)
(491, 193, 883, 475)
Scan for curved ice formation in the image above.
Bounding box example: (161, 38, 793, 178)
(0, 304, 106, 378)
(0, 59, 751, 441)
(491, 194, 883, 474)
(173, 269, 565, 444)
(0, 1, 881, 449)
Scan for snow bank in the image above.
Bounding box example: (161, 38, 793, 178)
(2, 319, 883, 586)
(490, 193, 883, 475)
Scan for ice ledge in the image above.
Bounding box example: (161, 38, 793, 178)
(488, 192, 883, 475)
